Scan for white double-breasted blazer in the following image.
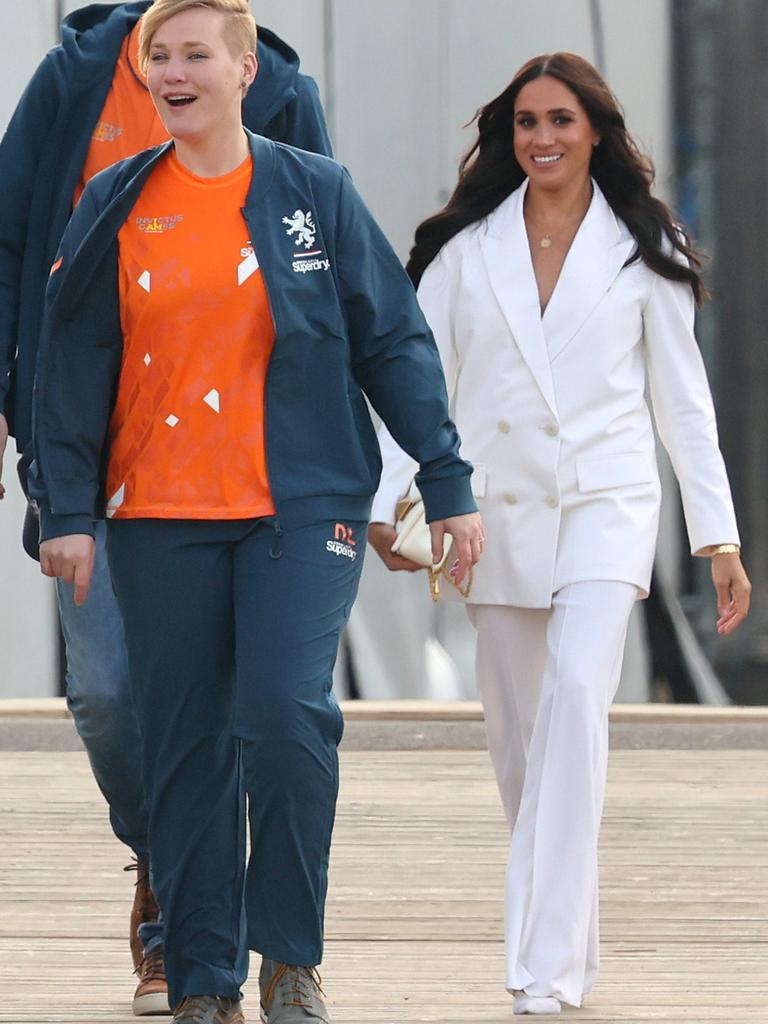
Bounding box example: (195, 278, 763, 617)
(372, 180, 739, 608)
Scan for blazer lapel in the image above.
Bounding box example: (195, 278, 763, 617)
(479, 182, 558, 417)
(542, 182, 637, 361)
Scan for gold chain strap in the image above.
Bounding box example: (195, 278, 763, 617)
(427, 563, 473, 603)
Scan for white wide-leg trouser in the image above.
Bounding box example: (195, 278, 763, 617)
(468, 581, 638, 1007)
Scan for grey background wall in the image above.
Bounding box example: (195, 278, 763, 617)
(0, 0, 66, 696)
(0, 0, 672, 697)
(244, 0, 672, 262)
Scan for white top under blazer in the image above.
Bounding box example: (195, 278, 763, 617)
(371, 180, 739, 608)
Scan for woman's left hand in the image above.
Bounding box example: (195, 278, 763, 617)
(712, 552, 751, 635)
(429, 512, 485, 587)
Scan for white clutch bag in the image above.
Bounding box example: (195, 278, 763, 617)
(390, 492, 471, 602)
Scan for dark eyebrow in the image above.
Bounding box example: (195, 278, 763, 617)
(515, 106, 577, 117)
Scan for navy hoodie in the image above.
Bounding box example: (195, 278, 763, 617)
(0, 0, 332, 453)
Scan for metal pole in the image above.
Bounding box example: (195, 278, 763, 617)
(55, 0, 65, 41)
(589, 0, 607, 75)
(322, 0, 336, 152)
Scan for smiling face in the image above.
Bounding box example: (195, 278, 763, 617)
(146, 7, 256, 144)
(513, 75, 599, 192)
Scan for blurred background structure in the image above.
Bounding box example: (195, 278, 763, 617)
(672, 0, 768, 703)
(0, 0, 764, 703)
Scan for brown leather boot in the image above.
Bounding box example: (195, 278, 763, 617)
(126, 857, 160, 971)
(133, 948, 170, 1016)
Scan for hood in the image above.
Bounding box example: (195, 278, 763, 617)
(60, 3, 301, 124)
(59, 2, 151, 82)
(61, 2, 150, 62)
(250, 25, 300, 126)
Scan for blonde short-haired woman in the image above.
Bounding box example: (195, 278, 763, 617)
(32, 2, 483, 1022)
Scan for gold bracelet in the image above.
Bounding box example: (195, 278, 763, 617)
(710, 544, 740, 556)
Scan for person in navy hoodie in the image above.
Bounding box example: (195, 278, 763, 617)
(30, 2, 483, 1022)
(0, 0, 332, 1014)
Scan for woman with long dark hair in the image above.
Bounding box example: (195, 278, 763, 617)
(369, 52, 750, 1014)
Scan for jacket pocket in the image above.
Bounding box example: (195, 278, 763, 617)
(470, 462, 487, 497)
(576, 452, 655, 493)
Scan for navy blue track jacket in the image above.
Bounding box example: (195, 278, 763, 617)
(0, 0, 332, 453)
(31, 132, 476, 540)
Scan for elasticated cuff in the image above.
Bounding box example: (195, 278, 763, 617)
(39, 506, 95, 543)
(417, 470, 476, 523)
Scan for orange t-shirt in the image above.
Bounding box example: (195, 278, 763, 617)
(75, 20, 168, 205)
(107, 150, 276, 520)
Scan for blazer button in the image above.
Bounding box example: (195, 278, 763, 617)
(498, 420, 511, 434)
(546, 496, 559, 509)
(544, 423, 560, 437)
(503, 492, 518, 505)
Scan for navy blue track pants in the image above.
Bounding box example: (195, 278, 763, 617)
(106, 515, 365, 1007)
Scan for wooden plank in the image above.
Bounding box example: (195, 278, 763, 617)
(3, 697, 768, 724)
(0, 698, 73, 718)
(0, 749, 766, 1022)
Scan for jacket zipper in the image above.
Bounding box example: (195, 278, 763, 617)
(241, 206, 280, 528)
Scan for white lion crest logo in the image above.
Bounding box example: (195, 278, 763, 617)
(282, 209, 316, 249)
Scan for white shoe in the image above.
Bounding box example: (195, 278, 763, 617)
(513, 993, 562, 1015)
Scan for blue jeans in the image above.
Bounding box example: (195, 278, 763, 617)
(56, 519, 164, 954)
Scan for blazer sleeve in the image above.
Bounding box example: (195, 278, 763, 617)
(643, 271, 740, 554)
(0, 56, 60, 427)
(334, 170, 474, 523)
(370, 246, 461, 523)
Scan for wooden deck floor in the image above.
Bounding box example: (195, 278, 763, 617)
(0, 748, 766, 1023)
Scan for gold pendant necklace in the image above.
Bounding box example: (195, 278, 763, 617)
(540, 235, 552, 249)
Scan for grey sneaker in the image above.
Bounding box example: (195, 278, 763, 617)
(172, 995, 245, 1024)
(259, 959, 330, 1023)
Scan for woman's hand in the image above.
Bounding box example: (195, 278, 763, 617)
(430, 511, 485, 587)
(40, 534, 95, 607)
(367, 522, 424, 572)
(711, 552, 751, 635)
